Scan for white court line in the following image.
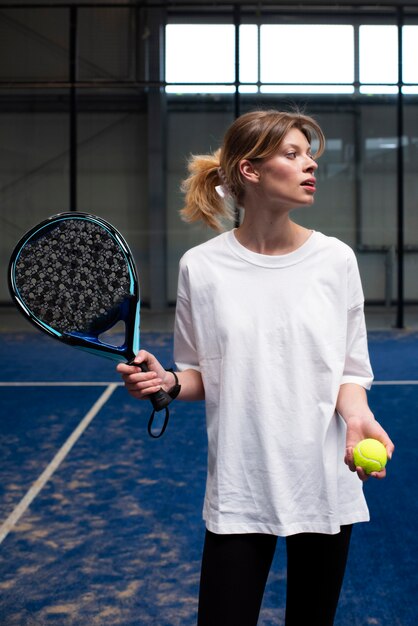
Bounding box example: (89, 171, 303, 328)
(372, 380, 418, 385)
(0, 381, 123, 387)
(0, 383, 118, 545)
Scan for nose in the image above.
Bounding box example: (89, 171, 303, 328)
(304, 156, 318, 173)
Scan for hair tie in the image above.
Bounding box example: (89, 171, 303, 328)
(216, 167, 233, 200)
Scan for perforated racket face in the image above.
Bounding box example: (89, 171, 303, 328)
(12, 217, 132, 335)
(9, 213, 140, 361)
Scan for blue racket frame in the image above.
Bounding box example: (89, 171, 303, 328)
(8, 212, 140, 363)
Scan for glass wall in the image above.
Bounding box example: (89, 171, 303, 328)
(1, 3, 417, 328)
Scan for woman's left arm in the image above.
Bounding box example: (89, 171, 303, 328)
(336, 383, 395, 482)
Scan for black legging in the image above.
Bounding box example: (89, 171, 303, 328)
(197, 525, 353, 626)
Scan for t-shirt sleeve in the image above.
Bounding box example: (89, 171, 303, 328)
(341, 251, 374, 389)
(173, 258, 201, 372)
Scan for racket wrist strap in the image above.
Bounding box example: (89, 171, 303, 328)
(147, 369, 180, 439)
(165, 368, 181, 400)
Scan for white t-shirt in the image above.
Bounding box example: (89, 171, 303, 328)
(174, 230, 373, 536)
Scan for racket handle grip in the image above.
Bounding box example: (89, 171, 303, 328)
(149, 387, 173, 412)
(133, 360, 173, 411)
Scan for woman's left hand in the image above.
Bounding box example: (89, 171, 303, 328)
(344, 416, 395, 481)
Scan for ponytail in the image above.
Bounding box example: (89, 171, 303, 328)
(180, 149, 234, 231)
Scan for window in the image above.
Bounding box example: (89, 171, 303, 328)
(260, 25, 354, 93)
(165, 22, 418, 95)
(403, 26, 418, 93)
(239, 25, 258, 92)
(165, 24, 236, 93)
(359, 25, 398, 94)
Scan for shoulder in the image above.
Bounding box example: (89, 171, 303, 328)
(313, 232, 357, 265)
(315, 232, 355, 256)
(177, 233, 230, 299)
(315, 233, 364, 299)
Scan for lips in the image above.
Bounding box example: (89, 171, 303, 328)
(301, 178, 316, 190)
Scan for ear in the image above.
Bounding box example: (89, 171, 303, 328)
(239, 159, 260, 183)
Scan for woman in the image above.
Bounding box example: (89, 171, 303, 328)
(117, 110, 394, 626)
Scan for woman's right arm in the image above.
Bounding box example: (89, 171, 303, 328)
(116, 349, 205, 402)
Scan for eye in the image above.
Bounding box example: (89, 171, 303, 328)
(286, 151, 297, 159)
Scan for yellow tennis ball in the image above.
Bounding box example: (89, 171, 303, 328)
(353, 439, 388, 474)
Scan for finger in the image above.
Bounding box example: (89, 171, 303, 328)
(124, 370, 160, 384)
(372, 427, 395, 460)
(356, 467, 370, 482)
(131, 349, 153, 368)
(116, 362, 137, 374)
(125, 378, 162, 392)
(117, 350, 152, 372)
(386, 441, 395, 461)
(344, 447, 356, 471)
(370, 467, 387, 480)
(126, 383, 163, 399)
(139, 384, 163, 397)
(116, 363, 149, 374)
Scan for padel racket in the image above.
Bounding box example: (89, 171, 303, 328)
(8, 212, 173, 438)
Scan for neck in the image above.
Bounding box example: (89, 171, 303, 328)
(235, 212, 311, 256)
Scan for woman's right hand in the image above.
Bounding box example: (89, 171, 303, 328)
(116, 350, 173, 400)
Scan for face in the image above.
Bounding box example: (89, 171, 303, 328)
(240, 128, 319, 210)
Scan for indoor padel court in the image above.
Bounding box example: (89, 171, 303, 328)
(2, 2, 418, 625)
(0, 323, 417, 625)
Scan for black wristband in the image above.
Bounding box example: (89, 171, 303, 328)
(166, 368, 181, 400)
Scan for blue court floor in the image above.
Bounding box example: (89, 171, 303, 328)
(0, 328, 417, 625)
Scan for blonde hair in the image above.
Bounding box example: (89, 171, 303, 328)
(180, 109, 325, 231)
